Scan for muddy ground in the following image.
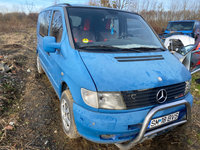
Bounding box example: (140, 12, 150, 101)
(0, 28, 200, 150)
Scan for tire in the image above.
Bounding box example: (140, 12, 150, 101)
(60, 90, 79, 139)
(36, 54, 44, 74)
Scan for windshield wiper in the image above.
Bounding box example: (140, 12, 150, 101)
(127, 47, 166, 51)
(77, 45, 165, 52)
(77, 45, 142, 52)
(78, 45, 121, 50)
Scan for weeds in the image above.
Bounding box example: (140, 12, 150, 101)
(198, 133, 200, 139)
(195, 100, 200, 105)
(0, 74, 18, 114)
(0, 12, 38, 32)
(187, 139, 193, 145)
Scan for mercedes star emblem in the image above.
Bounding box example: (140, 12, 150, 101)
(156, 89, 167, 103)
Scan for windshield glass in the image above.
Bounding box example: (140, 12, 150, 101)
(67, 7, 164, 51)
(166, 22, 194, 31)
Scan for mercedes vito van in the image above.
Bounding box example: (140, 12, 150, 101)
(36, 3, 192, 149)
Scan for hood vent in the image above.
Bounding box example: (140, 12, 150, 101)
(115, 55, 164, 62)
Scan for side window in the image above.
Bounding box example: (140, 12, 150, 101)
(50, 11, 63, 42)
(39, 11, 51, 37)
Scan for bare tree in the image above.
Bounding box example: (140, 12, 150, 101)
(12, 4, 20, 13)
(88, 0, 132, 10)
(54, 0, 60, 5)
(0, 5, 8, 14)
(89, 0, 98, 6)
(112, 0, 130, 9)
(25, 0, 35, 14)
(100, 0, 111, 7)
(88, 0, 200, 33)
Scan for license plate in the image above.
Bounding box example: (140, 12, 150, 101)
(148, 112, 179, 129)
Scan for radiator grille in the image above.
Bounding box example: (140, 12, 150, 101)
(121, 82, 186, 109)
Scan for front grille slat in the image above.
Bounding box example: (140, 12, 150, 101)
(125, 99, 156, 103)
(126, 93, 156, 99)
(167, 90, 185, 97)
(122, 82, 186, 109)
(166, 87, 185, 93)
(165, 85, 185, 91)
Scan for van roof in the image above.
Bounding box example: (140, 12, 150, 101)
(42, 3, 138, 15)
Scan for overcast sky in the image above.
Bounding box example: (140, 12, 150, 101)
(0, 0, 88, 13)
(0, 0, 198, 13)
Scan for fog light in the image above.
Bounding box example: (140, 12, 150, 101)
(100, 134, 116, 140)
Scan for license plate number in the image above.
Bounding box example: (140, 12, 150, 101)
(148, 112, 179, 129)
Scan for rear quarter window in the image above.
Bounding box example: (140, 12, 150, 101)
(38, 11, 51, 37)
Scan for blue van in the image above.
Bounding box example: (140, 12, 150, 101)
(36, 4, 192, 149)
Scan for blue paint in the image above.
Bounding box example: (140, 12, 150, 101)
(36, 5, 193, 144)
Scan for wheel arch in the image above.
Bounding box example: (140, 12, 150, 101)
(61, 81, 69, 92)
(60, 80, 74, 100)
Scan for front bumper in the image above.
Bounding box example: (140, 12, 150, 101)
(73, 93, 193, 144)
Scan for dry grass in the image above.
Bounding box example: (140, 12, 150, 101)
(0, 12, 38, 33)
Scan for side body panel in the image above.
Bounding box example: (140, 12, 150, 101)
(37, 7, 97, 110)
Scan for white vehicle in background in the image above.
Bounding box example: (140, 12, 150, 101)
(164, 35, 195, 49)
(164, 35, 200, 74)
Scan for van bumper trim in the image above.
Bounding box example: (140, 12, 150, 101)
(115, 99, 191, 150)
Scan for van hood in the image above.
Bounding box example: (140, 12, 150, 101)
(79, 51, 191, 91)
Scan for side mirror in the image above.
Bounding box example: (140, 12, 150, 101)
(43, 36, 61, 53)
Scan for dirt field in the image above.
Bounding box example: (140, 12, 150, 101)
(0, 28, 200, 150)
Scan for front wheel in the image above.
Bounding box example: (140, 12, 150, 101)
(60, 90, 79, 139)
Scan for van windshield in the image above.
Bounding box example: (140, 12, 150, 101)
(67, 7, 164, 51)
(166, 22, 194, 31)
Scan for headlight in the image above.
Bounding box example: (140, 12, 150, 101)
(185, 80, 191, 95)
(81, 88, 98, 108)
(81, 88, 126, 110)
(98, 92, 126, 110)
